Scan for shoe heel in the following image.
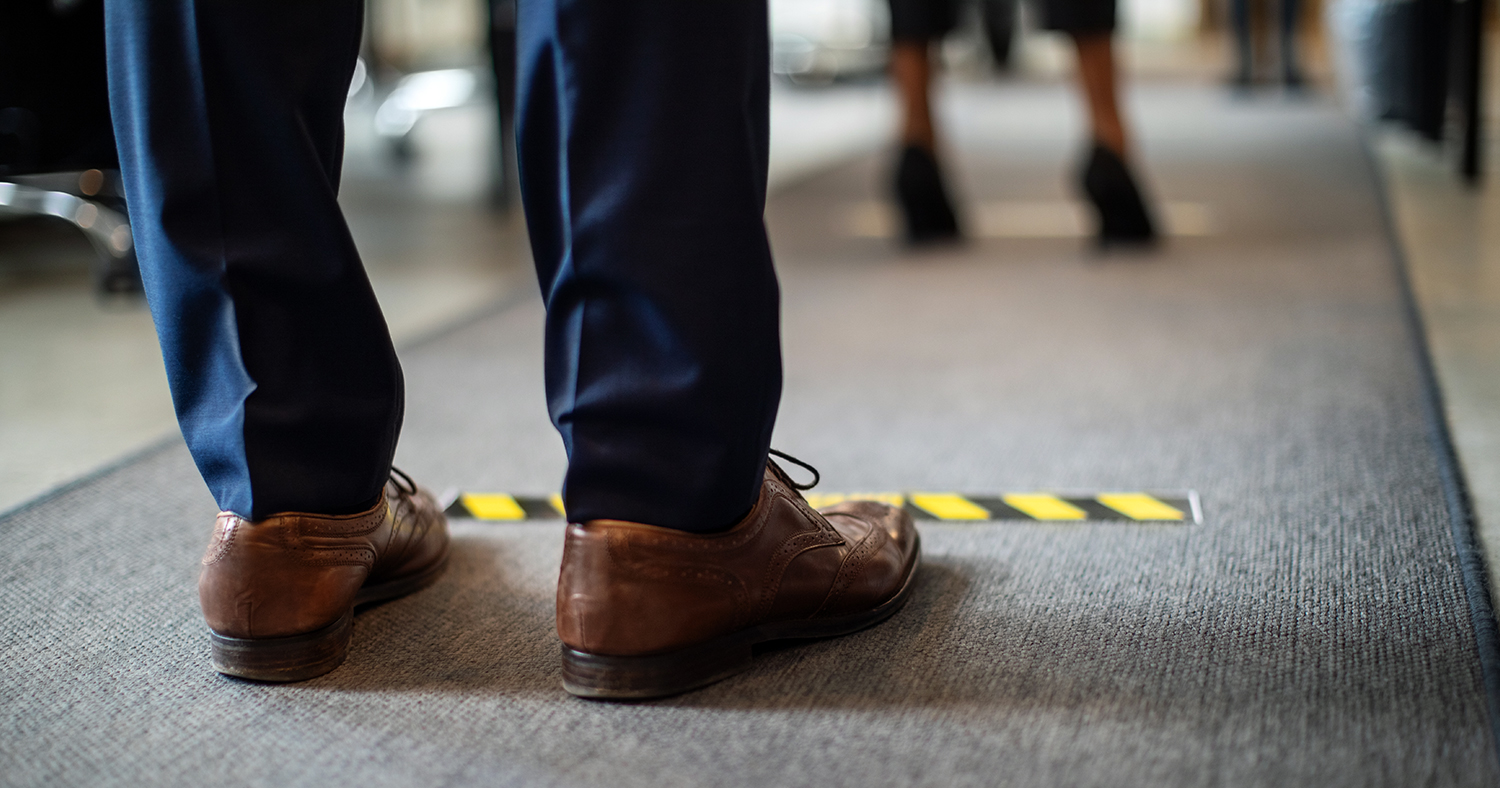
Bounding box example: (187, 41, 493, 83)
(561, 635, 755, 700)
(208, 612, 352, 682)
(1080, 144, 1156, 245)
(894, 145, 961, 244)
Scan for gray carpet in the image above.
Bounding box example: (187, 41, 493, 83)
(3, 83, 1496, 787)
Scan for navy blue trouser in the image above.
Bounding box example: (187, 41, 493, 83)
(104, 0, 782, 533)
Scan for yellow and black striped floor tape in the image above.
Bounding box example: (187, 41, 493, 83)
(444, 491, 1200, 524)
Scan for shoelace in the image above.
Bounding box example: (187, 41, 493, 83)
(389, 466, 418, 496)
(768, 448, 820, 491)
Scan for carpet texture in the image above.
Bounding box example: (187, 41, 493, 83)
(2, 83, 1496, 787)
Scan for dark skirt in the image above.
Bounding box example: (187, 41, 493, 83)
(888, 0, 1115, 41)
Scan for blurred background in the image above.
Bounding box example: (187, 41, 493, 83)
(0, 0, 1491, 516)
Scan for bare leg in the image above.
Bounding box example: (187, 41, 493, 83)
(1280, 0, 1304, 86)
(887, 37, 959, 242)
(1230, 0, 1254, 85)
(1070, 31, 1128, 158)
(891, 39, 937, 151)
(1069, 31, 1156, 243)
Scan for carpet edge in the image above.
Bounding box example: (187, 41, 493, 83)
(0, 433, 181, 524)
(1361, 128, 1500, 770)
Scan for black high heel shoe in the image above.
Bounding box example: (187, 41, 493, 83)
(1078, 143, 1157, 248)
(893, 145, 960, 245)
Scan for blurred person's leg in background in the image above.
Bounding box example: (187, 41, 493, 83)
(1071, 33, 1127, 159)
(104, 0, 449, 682)
(1228, 0, 1305, 90)
(1279, 0, 1303, 88)
(1230, 0, 1254, 88)
(1060, 20, 1156, 243)
(489, 0, 519, 207)
(885, 0, 1157, 245)
(888, 0, 963, 243)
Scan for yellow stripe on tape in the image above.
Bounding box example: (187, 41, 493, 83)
(804, 492, 906, 509)
(460, 493, 526, 521)
(456, 490, 1190, 523)
(1097, 493, 1184, 521)
(1002, 493, 1086, 520)
(910, 493, 990, 520)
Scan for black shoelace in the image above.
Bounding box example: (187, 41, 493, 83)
(768, 448, 820, 491)
(389, 466, 418, 496)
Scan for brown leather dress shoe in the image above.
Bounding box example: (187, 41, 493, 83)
(556, 459, 921, 699)
(199, 470, 450, 682)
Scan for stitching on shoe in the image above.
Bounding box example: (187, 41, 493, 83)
(373, 490, 420, 574)
(782, 486, 842, 542)
(202, 514, 240, 566)
(291, 515, 380, 568)
(752, 493, 845, 620)
(812, 515, 887, 617)
(301, 548, 378, 567)
(297, 505, 387, 537)
(605, 532, 751, 625)
(616, 485, 777, 555)
(754, 528, 841, 621)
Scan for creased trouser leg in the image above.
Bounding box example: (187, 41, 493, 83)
(105, 0, 401, 519)
(516, 0, 783, 532)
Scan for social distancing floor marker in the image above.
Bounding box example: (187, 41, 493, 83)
(444, 491, 1200, 524)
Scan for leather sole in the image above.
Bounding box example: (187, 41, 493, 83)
(561, 541, 921, 700)
(208, 553, 449, 683)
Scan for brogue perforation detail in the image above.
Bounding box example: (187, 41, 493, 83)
(605, 533, 752, 625)
(813, 514, 887, 616)
(297, 547, 378, 568)
(202, 514, 241, 566)
(753, 526, 844, 621)
(292, 518, 380, 568)
(297, 506, 388, 537)
(605, 497, 776, 557)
